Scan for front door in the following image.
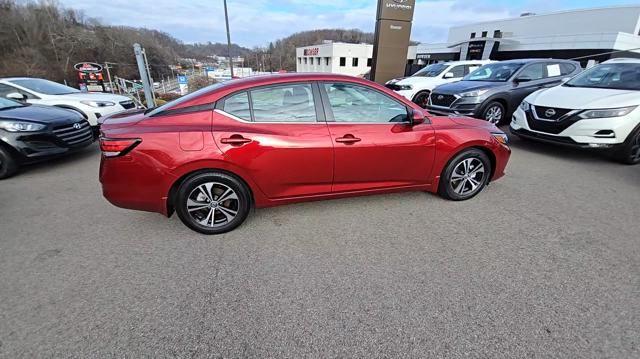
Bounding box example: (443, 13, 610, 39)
(212, 82, 334, 199)
(320, 82, 436, 192)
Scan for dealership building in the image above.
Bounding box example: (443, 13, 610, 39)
(409, 6, 640, 71)
(296, 41, 419, 76)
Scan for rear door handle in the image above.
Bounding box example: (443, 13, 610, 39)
(221, 135, 252, 145)
(335, 135, 361, 144)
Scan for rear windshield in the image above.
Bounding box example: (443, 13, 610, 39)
(564, 63, 640, 91)
(412, 63, 448, 77)
(146, 82, 228, 116)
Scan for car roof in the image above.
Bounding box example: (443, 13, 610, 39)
(495, 58, 577, 65)
(0, 77, 42, 82)
(603, 58, 640, 64)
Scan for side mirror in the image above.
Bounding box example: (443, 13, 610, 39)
(514, 76, 532, 84)
(6, 92, 26, 101)
(410, 109, 425, 125)
(443, 72, 455, 79)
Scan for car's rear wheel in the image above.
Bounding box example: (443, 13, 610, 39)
(615, 127, 640, 165)
(438, 148, 492, 201)
(412, 91, 430, 109)
(0, 146, 18, 180)
(481, 101, 505, 125)
(175, 172, 251, 234)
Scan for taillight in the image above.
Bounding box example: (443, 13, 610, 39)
(99, 137, 141, 157)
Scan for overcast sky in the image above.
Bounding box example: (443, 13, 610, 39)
(58, 0, 634, 48)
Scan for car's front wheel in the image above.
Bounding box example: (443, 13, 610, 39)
(481, 101, 505, 125)
(615, 127, 640, 165)
(0, 146, 18, 180)
(438, 148, 492, 201)
(175, 172, 251, 234)
(412, 91, 430, 109)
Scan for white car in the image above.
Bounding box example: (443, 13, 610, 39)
(510, 58, 640, 164)
(385, 60, 493, 108)
(0, 77, 135, 126)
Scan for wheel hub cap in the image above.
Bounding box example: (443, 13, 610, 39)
(450, 158, 486, 196)
(187, 182, 239, 228)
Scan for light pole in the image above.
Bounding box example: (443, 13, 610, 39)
(224, 0, 234, 78)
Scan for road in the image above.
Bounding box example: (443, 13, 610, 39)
(0, 134, 639, 358)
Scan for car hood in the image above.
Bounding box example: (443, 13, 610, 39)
(433, 80, 506, 94)
(394, 76, 443, 86)
(0, 104, 81, 124)
(99, 109, 146, 129)
(48, 92, 131, 103)
(429, 113, 499, 132)
(527, 85, 640, 109)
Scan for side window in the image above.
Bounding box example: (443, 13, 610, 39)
(466, 64, 481, 75)
(324, 83, 408, 123)
(250, 84, 316, 122)
(0, 83, 33, 99)
(559, 63, 577, 76)
(222, 92, 251, 121)
(546, 63, 564, 78)
(448, 65, 465, 78)
(518, 63, 545, 80)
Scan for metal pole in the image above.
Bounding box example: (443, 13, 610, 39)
(104, 62, 114, 93)
(142, 48, 156, 102)
(224, 0, 234, 78)
(133, 43, 155, 108)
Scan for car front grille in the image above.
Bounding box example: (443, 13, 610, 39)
(430, 93, 457, 107)
(533, 105, 572, 121)
(119, 100, 135, 109)
(52, 120, 93, 147)
(525, 111, 579, 135)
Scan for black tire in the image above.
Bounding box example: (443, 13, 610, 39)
(0, 145, 18, 180)
(412, 91, 430, 109)
(175, 172, 251, 234)
(614, 126, 640, 165)
(481, 101, 506, 125)
(438, 148, 492, 201)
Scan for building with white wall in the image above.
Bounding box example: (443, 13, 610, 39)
(296, 42, 375, 76)
(410, 6, 640, 70)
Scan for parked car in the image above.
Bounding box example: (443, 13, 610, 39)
(386, 60, 493, 108)
(426, 59, 582, 124)
(0, 77, 135, 126)
(511, 58, 640, 164)
(99, 73, 511, 234)
(0, 98, 94, 179)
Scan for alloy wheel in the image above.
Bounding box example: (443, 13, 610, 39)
(485, 106, 503, 124)
(450, 158, 486, 196)
(186, 182, 239, 227)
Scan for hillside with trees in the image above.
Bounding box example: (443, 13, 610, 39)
(0, 0, 383, 85)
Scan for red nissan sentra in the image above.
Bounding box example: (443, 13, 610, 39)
(99, 73, 510, 234)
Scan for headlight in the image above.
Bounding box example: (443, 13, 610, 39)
(80, 100, 115, 107)
(491, 132, 509, 145)
(0, 120, 46, 132)
(578, 106, 637, 119)
(395, 84, 412, 90)
(460, 89, 489, 97)
(519, 101, 530, 111)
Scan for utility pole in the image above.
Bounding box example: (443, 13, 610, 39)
(142, 48, 156, 102)
(224, 0, 234, 78)
(104, 62, 115, 94)
(133, 43, 155, 108)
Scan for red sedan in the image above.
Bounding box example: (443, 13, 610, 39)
(99, 73, 511, 234)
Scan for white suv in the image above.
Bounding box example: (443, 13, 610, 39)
(0, 77, 135, 126)
(385, 60, 493, 108)
(510, 58, 640, 164)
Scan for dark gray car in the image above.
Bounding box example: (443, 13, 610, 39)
(426, 59, 582, 124)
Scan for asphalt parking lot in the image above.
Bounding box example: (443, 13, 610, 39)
(1, 132, 639, 358)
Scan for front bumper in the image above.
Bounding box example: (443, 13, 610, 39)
(510, 107, 637, 148)
(426, 97, 484, 117)
(1, 121, 95, 163)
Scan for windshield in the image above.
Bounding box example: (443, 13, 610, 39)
(412, 63, 448, 77)
(10, 78, 80, 95)
(147, 81, 228, 116)
(0, 97, 24, 110)
(565, 63, 640, 91)
(464, 63, 523, 82)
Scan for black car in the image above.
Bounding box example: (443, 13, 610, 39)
(0, 98, 94, 179)
(426, 59, 582, 125)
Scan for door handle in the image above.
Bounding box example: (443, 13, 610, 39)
(335, 134, 361, 144)
(221, 135, 252, 145)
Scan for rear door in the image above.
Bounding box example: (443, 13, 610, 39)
(212, 82, 334, 199)
(320, 82, 436, 192)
